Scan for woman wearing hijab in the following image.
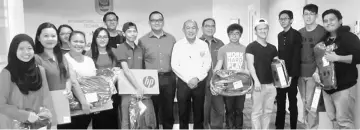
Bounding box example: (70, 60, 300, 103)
(0, 34, 53, 129)
(86, 27, 119, 129)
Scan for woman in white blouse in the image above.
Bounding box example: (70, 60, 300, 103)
(63, 30, 96, 129)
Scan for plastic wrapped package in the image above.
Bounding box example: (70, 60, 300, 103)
(271, 59, 290, 88)
(314, 42, 337, 90)
(129, 96, 156, 129)
(210, 70, 253, 96)
(77, 76, 116, 107)
(66, 68, 117, 113)
(13, 107, 52, 129)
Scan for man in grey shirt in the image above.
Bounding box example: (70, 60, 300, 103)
(298, 4, 327, 129)
(138, 11, 176, 129)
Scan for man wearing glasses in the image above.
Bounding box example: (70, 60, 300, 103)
(199, 18, 224, 129)
(213, 23, 247, 129)
(275, 10, 302, 129)
(298, 4, 327, 129)
(103, 12, 126, 48)
(138, 11, 177, 129)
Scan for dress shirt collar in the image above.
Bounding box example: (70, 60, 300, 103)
(200, 35, 218, 43)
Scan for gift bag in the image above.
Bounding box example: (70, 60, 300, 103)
(314, 42, 337, 90)
(210, 70, 253, 96)
(13, 107, 52, 130)
(129, 97, 156, 129)
(271, 59, 290, 88)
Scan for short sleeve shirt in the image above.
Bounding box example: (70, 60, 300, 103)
(245, 41, 278, 84)
(64, 53, 96, 77)
(217, 43, 246, 70)
(108, 34, 126, 48)
(85, 50, 115, 70)
(112, 42, 144, 69)
(139, 32, 176, 72)
(35, 53, 67, 91)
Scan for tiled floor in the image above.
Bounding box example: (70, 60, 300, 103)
(169, 97, 305, 129)
(85, 95, 327, 130)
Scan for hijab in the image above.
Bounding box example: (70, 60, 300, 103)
(5, 34, 42, 95)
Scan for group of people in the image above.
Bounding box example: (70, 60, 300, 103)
(0, 3, 359, 129)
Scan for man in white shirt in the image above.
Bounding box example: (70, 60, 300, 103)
(171, 20, 212, 129)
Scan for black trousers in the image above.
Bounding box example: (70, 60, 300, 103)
(151, 72, 176, 129)
(275, 76, 299, 129)
(92, 94, 121, 129)
(57, 114, 92, 129)
(224, 95, 246, 129)
(177, 78, 206, 129)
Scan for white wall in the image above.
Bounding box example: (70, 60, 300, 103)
(23, 0, 213, 42)
(213, 0, 260, 45)
(308, 0, 360, 31)
(267, 0, 305, 47)
(0, 0, 25, 69)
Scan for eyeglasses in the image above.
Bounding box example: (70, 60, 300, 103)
(279, 18, 290, 21)
(150, 19, 164, 23)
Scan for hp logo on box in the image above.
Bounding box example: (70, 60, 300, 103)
(143, 76, 155, 88)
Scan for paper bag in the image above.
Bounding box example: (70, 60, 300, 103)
(50, 90, 71, 124)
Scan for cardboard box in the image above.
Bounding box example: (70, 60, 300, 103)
(70, 101, 113, 116)
(50, 90, 71, 124)
(117, 69, 159, 95)
(271, 59, 290, 88)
